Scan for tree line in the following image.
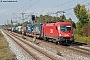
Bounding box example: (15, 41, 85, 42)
(74, 4, 90, 37)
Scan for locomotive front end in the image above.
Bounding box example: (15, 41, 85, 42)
(59, 23, 74, 43)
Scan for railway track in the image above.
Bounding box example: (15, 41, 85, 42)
(3, 30, 64, 60)
(5, 30, 90, 56)
(10, 30, 90, 56)
(67, 46, 90, 55)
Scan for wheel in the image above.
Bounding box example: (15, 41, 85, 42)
(55, 41, 59, 45)
(44, 37, 48, 42)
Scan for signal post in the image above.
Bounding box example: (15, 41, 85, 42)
(32, 15, 36, 42)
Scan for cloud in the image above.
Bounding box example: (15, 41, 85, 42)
(0, 9, 6, 14)
(25, 7, 57, 16)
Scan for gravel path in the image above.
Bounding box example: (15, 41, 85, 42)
(1, 30, 31, 60)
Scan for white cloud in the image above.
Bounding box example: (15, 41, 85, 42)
(0, 9, 6, 14)
(25, 7, 57, 16)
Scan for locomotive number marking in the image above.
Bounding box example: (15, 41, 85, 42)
(64, 34, 69, 36)
(50, 29, 53, 33)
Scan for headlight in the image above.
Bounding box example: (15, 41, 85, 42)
(72, 33, 74, 36)
(59, 34, 62, 36)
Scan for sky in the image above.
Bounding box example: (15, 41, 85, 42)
(0, 0, 90, 25)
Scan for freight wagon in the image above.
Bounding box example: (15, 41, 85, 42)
(17, 26, 22, 34)
(22, 26, 26, 35)
(33, 24, 42, 38)
(12, 26, 18, 33)
(26, 24, 33, 37)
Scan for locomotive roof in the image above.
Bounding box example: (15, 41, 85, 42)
(44, 22, 71, 26)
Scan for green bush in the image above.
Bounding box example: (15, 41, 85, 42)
(0, 32, 3, 37)
(74, 34, 90, 44)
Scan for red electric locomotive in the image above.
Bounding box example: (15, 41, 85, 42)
(41, 22, 74, 44)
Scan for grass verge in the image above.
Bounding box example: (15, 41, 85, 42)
(0, 31, 16, 60)
(74, 34, 90, 44)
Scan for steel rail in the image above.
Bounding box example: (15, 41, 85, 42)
(3, 30, 64, 60)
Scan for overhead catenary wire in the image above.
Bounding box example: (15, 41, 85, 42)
(17, 0, 89, 15)
(62, 0, 89, 11)
(13, 0, 90, 21)
(63, 1, 90, 22)
(60, 2, 90, 20)
(45, 0, 77, 13)
(23, 0, 40, 13)
(81, 0, 88, 4)
(13, 0, 77, 20)
(17, 0, 88, 14)
(13, 0, 35, 23)
(63, 2, 90, 12)
(14, 0, 40, 21)
(12, 0, 32, 22)
(50, 0, 89, 16)
(55, 0, 76, 8)
(85, 3, 90, 6)
(45, 0, 89, 15)
(18, 0, 32, 12)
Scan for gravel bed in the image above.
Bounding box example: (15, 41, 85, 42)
(1, 30, 30, 60)
(37, 41, 90, 60)
(5, 31, 90, 60)
(25, 39, 65, 60)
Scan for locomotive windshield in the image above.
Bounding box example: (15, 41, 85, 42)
(60, 25, 71, 32)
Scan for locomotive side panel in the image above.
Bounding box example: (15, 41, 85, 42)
(43, 25, 58, 37)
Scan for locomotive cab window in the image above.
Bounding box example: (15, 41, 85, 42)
(60, 25, 71, 32)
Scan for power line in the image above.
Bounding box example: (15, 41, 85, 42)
(14, 0, 90, 21)
(18, 0, 32, 12)
(59, 0, 87, 11)
(46, 0, 76, 12)
(13, 0, 32, 20)
(54, 0, 89, 14)
(23, 0, 40, 12)
(45, 0, 89, 14)
(85, 3, 90, 6)
(63, 2, 90, 12)
(81, 0, 88, 4)
(13, 13, 22, 20)
(63, 8, 74, 11)
(56, 0, 76, 8)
